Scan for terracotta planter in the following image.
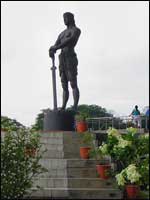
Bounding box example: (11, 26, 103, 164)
(76, 121, 88, 133)
(126, 184, 139, 199)
(80, 147, 91, 159)
(25, 148, 36, 157)
(1, 129, 7, 132)
(96, 164, 111, 179)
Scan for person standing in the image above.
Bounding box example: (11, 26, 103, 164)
(130, 105, 141, 128)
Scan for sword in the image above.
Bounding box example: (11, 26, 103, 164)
(51, 55, 57, 110)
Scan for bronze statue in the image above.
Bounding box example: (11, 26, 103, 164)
(49, 12, 81, 111)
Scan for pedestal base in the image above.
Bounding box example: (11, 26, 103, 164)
(43, 110, 75, 131)
(27, 132, 123, 199)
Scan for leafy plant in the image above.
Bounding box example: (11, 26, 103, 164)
(75, 112, 89, 122)
(97, 127, 149, 189)
(79, 131, 95, 147)
(25, 131, 40, 149)
(31, 112, 45, 131)
(90, 139, 111, 164)
(96, 128, 146, 169)
(1, 128, 47, 199)
(115, 164, 141, 187)
(1, 116, 25, 132)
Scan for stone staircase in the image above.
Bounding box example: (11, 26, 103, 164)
(27, 132, 122, 199)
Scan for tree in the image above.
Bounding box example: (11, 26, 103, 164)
(76, 104, 113, 118)
(31, 112, 44, 131)
(1, 116, 26, 131)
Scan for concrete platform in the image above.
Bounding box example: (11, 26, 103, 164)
(29, 187, 122, 199)
(25, 132, 122, 199)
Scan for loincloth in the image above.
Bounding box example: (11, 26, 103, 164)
(59, 52, 78, 82)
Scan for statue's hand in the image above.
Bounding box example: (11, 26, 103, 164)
(49, 46, 56, 58)
(50, 46, 57, 52)
(49, 49, 54, 58)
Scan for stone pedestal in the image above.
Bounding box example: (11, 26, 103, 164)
(27, 132, 122, 199)
(43, 110, 75, 131)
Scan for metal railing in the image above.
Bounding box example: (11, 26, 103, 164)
(87, 115, 149, 132)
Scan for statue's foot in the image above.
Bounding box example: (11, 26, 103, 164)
(72, 105, 78, 112)
(59, 106, 65, 111)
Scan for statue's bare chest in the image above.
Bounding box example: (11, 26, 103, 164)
(60, 30, 73, 41)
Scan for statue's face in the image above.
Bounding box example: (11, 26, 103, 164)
(63, 15, 69, 25)
(63, 15, 72, 26)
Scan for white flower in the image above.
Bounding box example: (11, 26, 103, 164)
(117, 138, 132, 148)
(107, 128, 120, 137)
(126, 164, 141, 183)
(99, 143, 108, 155)
(141, 133, 149, 138)
(115, 172, 126, 186)
(127, 127, 137, 135)
(115, 164, 141, 186)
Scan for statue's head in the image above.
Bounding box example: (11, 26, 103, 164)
(63, 12, 75, 26)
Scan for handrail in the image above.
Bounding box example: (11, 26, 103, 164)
(87, 115, 148, 120)
(86, 115, 149, 131)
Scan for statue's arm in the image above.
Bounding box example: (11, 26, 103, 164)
(55, 28, 81, 50)
(54, 34, 61, 46)
(49, 34, 61, 57)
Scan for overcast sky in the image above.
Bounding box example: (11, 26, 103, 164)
(1, 1, 149, 126)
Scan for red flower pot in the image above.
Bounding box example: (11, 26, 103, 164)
(76, 121, 88, 133)
(80, 147, 91, 159)
(126, 184, 139, 199)
(96, 164, 111, 179)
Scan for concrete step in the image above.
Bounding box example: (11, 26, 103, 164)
(40, 143, 81, 151)
(39, 169, 67, 178)
(40, 143, 63, 151)
(39, 159, 67, 170)
(40, 141, 81, 151)
(39, 167, 97, 178)
(40, 137, 82, 147)
(39, 159, 108, 169)
(39, 132, 82, 142)
(39, 159, 100, 178)
(40, 131, 73, 137)
(33, 178, 68, 188)
(40, 137, 63, 145)
(39, 131, 95, 144)
(66, 159, 107, 168)
(39, 132, 95, 159)
(33, 178, 118, 189)
(29, 187, 122, 199)
(68, 188, 122, 199)
(40, 150, 65, 159)
(68, 178, 118, 189)
(40, 150, 80, 159)
(67, 167, 97, 178)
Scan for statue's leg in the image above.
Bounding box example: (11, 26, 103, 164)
(61, 74, 69, 110)
(70, 78, 79, 110)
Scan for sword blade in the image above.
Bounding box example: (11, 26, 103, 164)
(51, 56, 57, 110)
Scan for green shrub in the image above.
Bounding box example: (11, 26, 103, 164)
(79, 131, 95, 147)
(1, 116, 25, 132)
(75, 112, 89, 122)
(96, 127, 149, 189)
(1, 129, 47, 199)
